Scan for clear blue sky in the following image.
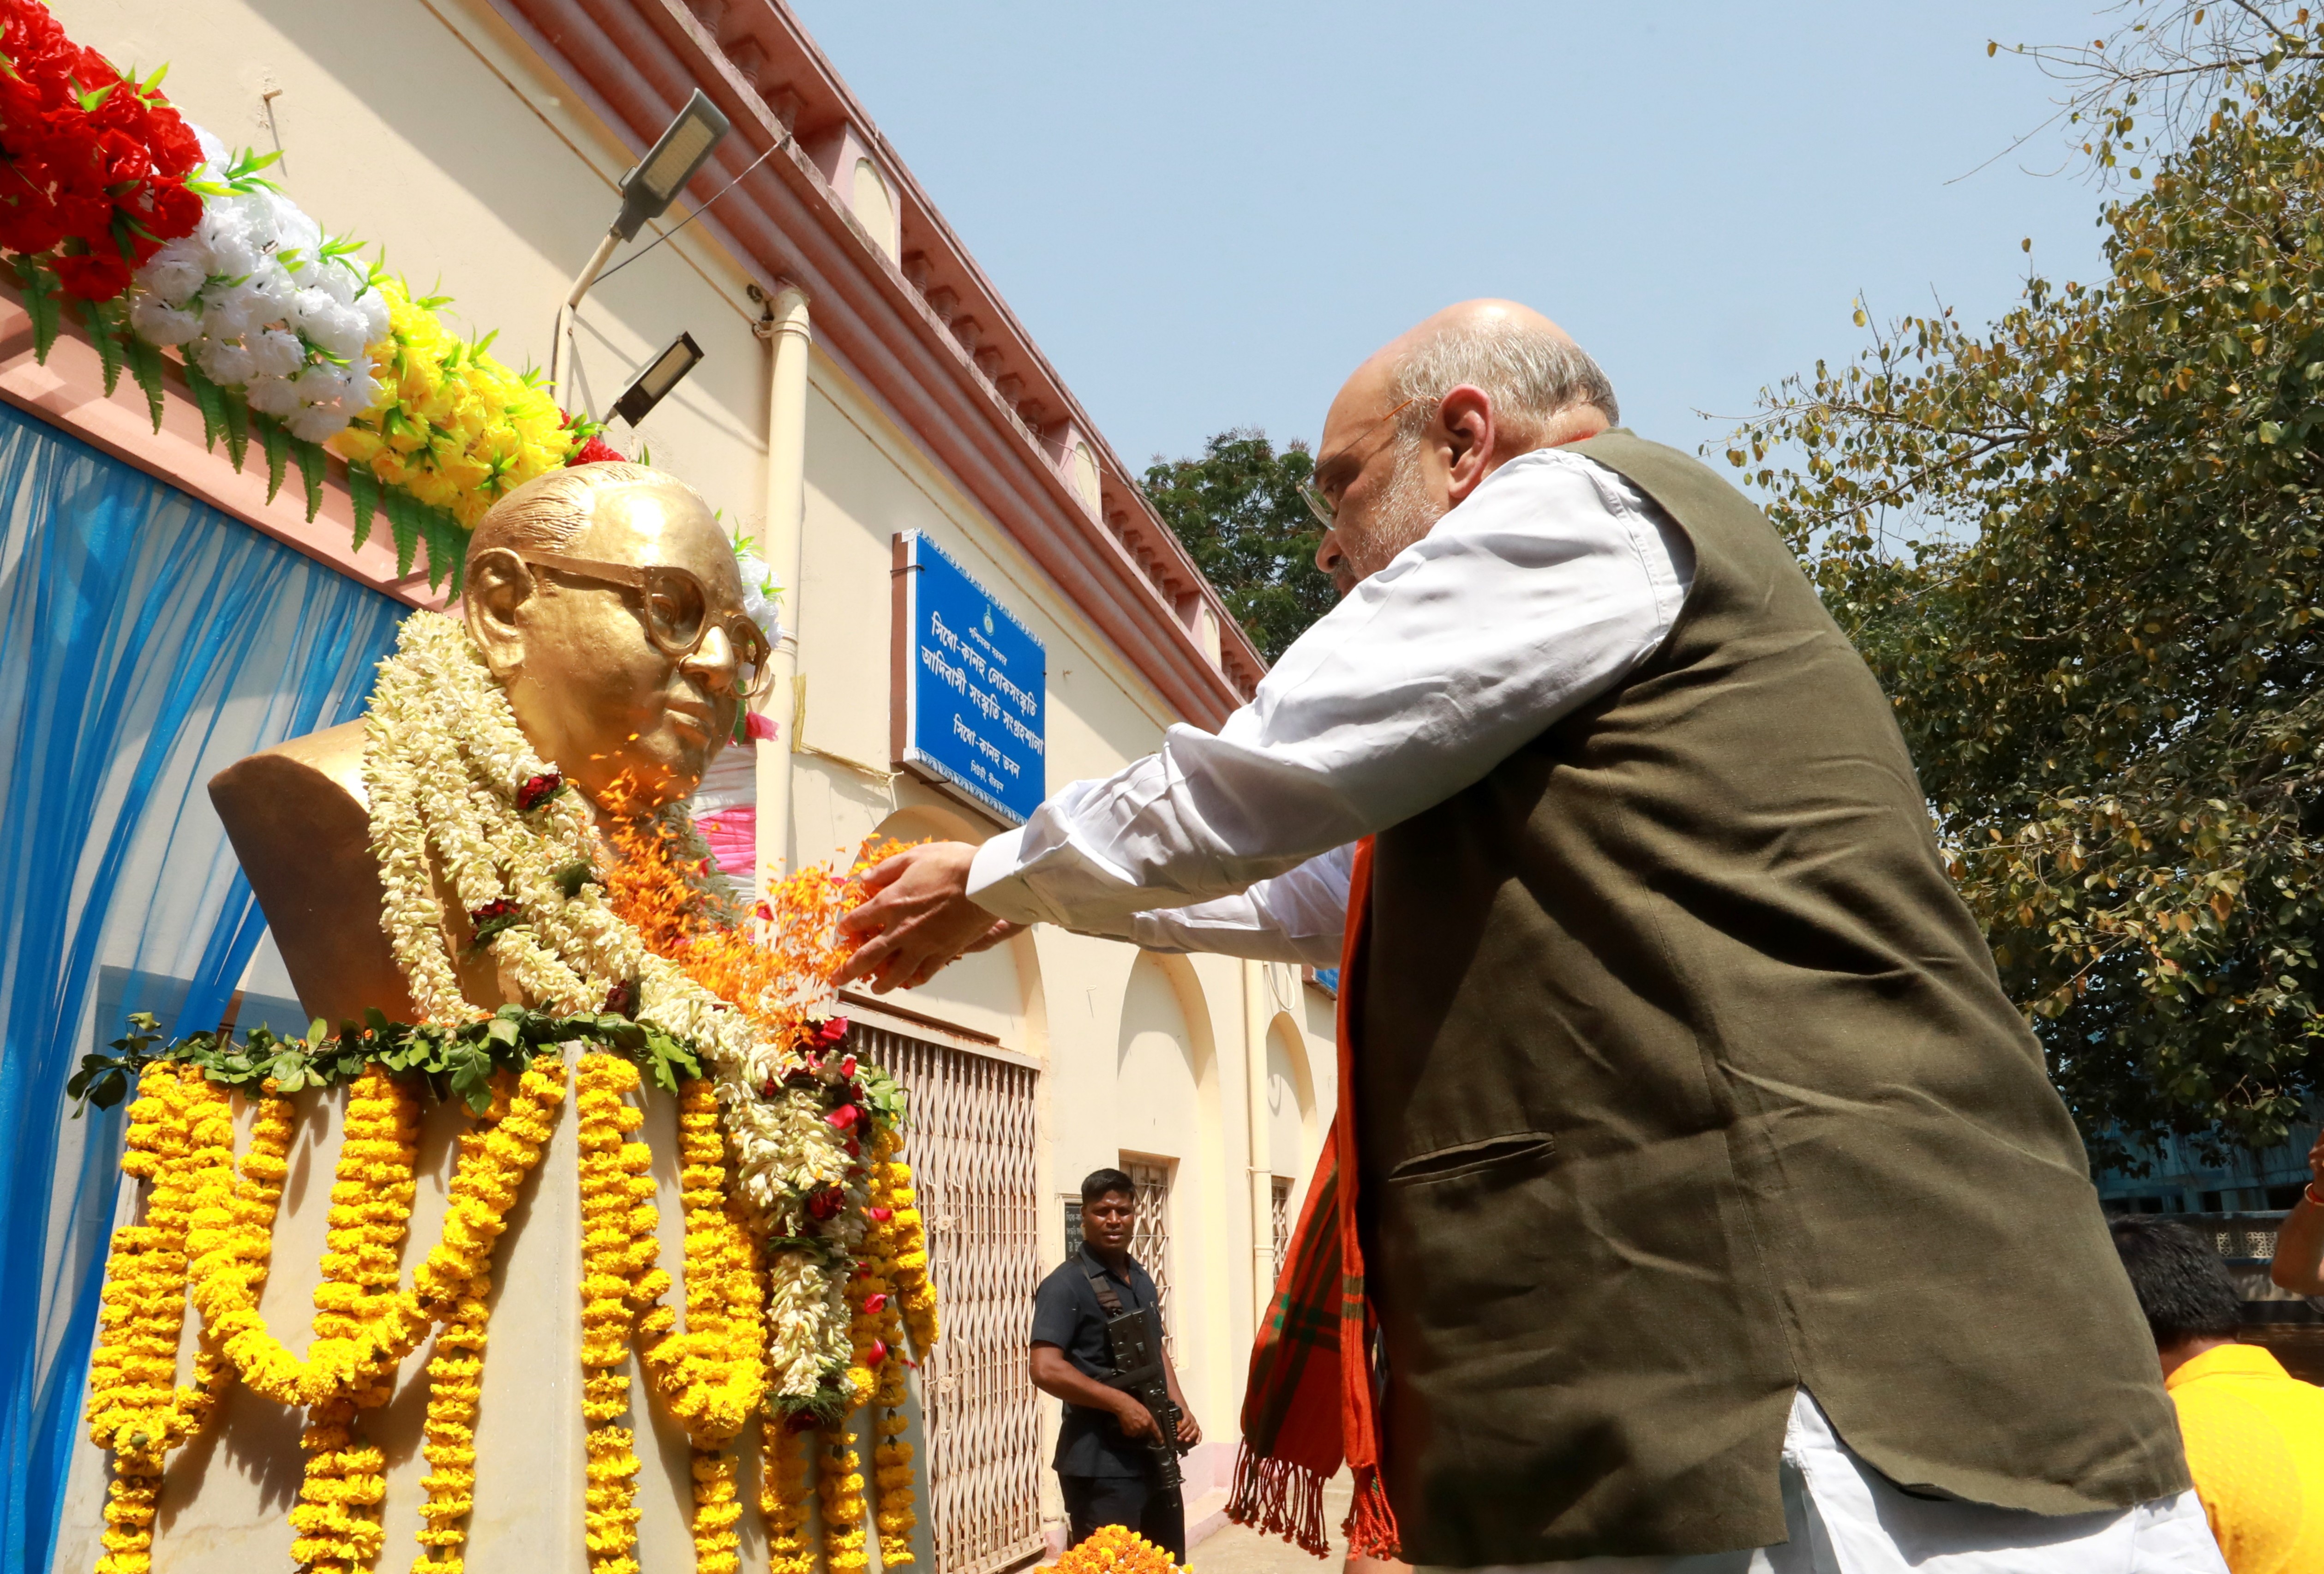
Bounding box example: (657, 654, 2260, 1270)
(787, 0, 2120, 472)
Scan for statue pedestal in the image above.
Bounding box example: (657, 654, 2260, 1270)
(54, 1051, 731, 1574)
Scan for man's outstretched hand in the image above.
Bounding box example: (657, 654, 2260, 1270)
(835, 841, 1012, 992)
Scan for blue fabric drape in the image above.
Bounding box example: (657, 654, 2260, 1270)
(0, 402, 406, 1574)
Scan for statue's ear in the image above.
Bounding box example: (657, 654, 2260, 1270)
(464, 548, 537, 678)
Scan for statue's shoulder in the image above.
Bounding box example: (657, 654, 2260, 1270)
(206, 717, 425, 1023)
(211, 718, 370, 815)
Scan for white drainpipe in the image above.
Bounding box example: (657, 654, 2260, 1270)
(755, 284, 812, 887)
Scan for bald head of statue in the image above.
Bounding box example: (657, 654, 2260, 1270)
(1307, 300, 1619, 596)
(462, 462, 755, 812)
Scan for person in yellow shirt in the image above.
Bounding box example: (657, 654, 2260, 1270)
(2111, 1215, 2324, 1574)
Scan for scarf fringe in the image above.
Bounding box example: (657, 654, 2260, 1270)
(1225, 1441, 1331, 1558)
(1343, 1463, 1403, 1562)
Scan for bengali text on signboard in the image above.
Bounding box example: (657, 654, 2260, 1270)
(892, 531, 1046, 824)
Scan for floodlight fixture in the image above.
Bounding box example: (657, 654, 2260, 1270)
(612, 332, 704, 428)
(616, 91, 731, 240)
(550, 90, 732, 400)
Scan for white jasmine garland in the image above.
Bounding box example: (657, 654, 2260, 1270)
(124, 124, 390, 442)
(361, 612, 867, 1397)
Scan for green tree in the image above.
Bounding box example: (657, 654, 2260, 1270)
(1143, 429, 1336, 663)
(1732, 3, 2324, 1167)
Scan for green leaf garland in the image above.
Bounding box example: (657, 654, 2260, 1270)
(68, 1004, 706, 1117)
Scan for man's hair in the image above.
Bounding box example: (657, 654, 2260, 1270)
(1388, 316, 1621, 446)
(2109, 1216, 2243, 1346)
(466, 462, 708, 566)
(1081, 1168, 1136, 1205)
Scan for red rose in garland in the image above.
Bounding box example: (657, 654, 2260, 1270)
(0, 0, 204, 300)
(567, 433, 627, 466)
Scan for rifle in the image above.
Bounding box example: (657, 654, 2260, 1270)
(1083, 1262, 1192, 1490)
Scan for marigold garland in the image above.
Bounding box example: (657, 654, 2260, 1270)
(288, 1064, 417, 1574)
(758, 1419, 817, 1574)
(870, 1132, 940, 1359)
(862, 1129, 920, 1564)
(1055, 1525, 1191, 1574)
(412, 1063, 568, 1574)
(817, 1422, 872, 1574)
(84, 1065, 215, 1574)
(629, 1073, 771, 1574)
(576, 1053, 661, 1574)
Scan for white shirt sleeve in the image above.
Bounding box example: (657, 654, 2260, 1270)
(1063, 844, 1354, 967)
(967, 448, 1695, 933)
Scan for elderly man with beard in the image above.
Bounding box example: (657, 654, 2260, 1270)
(837, 302, 2220, 1571)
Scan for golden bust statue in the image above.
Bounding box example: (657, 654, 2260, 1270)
(209, 462, 767, 1025)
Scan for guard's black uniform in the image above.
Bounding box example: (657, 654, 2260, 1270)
(1029, 1244, 1185, 1558)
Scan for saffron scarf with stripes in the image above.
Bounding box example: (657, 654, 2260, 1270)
(1224, 837, 1401, 1558)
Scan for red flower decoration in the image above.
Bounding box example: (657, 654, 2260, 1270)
(567, 433, 626, 465)
(805, 1186, 846, 1222)
(863, 1292, 888, 1316)
(867, 1206, 893, 1224)
(866, 1339, 888, 1368)
(815, 1016, 850, 1047)
(0, 1, 204, 300)
(515, 771, 563, 811)
(51, 251, 126, 300)
(467, 896, 522, 948)
(603, 979, 639, 1017)
(825, 1103, 860, 1131)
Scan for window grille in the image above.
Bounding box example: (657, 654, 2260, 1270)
(1121, 1155, 1175, 1358)
(860, 1026, 1044, 1574)
(1270, 1176, 1293, 1286)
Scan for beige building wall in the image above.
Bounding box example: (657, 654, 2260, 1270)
(43, 0, 1340, 1551)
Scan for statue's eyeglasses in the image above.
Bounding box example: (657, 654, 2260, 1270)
(518, 551, 775, 700)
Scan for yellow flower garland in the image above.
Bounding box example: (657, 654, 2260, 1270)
(330, 279, 573, 530)
(84, 1066, 223, 1574)
(759, 1419, 817, 1574)
(637, 1076, 767, 1444)
(866, 1216, 919, 1564)
(576, 1053, 655, 1574)
(412, 1062, 569, 1574)
(1055, 1525, 1190, 1574)
(873, 1138, 939, 1358)
(289, 1065, 419, 1574)
(85, 1066, 299, 1574)
(817, 1422, 872, 1574)
(630, 1075, 770, 1574)
(873, 1402, 918, 1564)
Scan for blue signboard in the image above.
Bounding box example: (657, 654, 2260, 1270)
(892, 531, 1047, 824)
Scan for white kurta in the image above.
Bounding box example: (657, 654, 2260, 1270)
(964, 446, 2226, 1572)
(967, 447, 1693, 934)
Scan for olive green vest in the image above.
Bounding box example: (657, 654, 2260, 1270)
(1354, 432, 2186, 1565)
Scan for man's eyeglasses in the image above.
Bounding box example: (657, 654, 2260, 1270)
(1295, 394, 1432, 528)
(519, 551, 775, 700)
